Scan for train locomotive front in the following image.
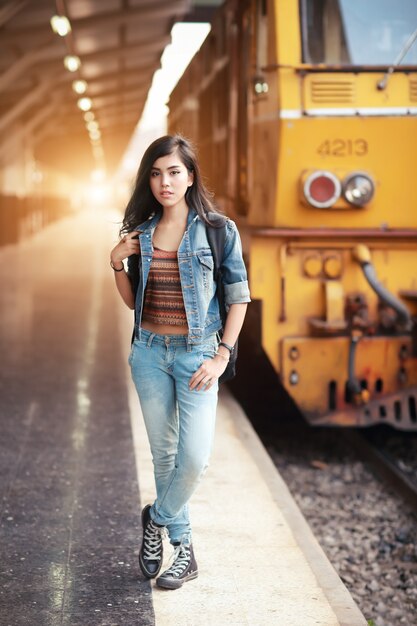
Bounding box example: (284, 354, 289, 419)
(169, 0, 417, 429)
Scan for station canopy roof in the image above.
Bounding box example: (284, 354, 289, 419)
(0, 0, 221, 177)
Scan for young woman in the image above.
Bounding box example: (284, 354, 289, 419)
(110, 135, 250, 590)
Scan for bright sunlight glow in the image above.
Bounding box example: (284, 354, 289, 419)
(117, 22, 211, 186)
(139, 22, 211, 132)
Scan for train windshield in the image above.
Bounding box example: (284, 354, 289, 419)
(301, 0, 417, 66)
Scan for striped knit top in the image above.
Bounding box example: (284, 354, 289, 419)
(142, 247, 187, 326)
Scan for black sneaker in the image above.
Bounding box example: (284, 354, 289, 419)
(139, 505, 165, 578)
(156, 542, 198, 590)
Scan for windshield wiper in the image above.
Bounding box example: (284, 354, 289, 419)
(377, 26, 417, 90)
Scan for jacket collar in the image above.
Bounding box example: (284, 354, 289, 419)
(135, 207, 198, 233)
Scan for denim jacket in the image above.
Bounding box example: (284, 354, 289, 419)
(127, 208, 250, 344)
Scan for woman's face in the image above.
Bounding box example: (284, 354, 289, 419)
(149, 150, 193, 210)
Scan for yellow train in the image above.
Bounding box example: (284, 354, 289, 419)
(169, 0, 417, 429)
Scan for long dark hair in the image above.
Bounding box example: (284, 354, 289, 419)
(120, 134, 221, 235)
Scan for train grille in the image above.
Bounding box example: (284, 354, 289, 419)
(310, 79, 355, 104)
(410, 79, 417, 102)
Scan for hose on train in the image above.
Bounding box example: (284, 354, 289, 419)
(346, 332, 369, 405)
(352, 245, 413, 331)
(347, 245, 413, 405)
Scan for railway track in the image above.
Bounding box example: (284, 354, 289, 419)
(261, 421, 417, 625)
(345, 429, 417, 514)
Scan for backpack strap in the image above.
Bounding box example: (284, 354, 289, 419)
(205, 212, 228, 279)
(205, 213, 238, 384)
(206, 213, 228, 324)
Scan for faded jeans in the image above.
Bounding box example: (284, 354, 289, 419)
(129, 328, 218, 545)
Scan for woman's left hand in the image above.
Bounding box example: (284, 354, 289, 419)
(189, 354, 228, 391)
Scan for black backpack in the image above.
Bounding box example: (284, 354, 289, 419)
(206, 213, 237, 384)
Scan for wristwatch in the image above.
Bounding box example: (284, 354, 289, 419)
(218, 341, 234, 355)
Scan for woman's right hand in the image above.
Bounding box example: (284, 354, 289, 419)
(110, 231, 140, 265)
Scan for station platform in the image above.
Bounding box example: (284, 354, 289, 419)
(0, 210, 367, 626)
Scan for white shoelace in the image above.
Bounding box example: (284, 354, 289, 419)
(143, 521, 166, 561)
(163, 544, 191, 578)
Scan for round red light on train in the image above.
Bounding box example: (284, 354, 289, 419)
(303, 171, 341, 208)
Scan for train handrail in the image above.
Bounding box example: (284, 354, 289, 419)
(250, 227, 417, 239)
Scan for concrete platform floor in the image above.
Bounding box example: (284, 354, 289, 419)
(0, 209, 367, 625)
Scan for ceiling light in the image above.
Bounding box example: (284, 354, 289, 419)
(92, 146, 104, 159)
(83, 111, 95, 122)
(72, 80, 88, 95)
(77, 97, 92, 112)
(64, 55, 81, 72)
(86, 121, 99, 132)
(50, 15, 72, 37)
(89, 130, 101, 140)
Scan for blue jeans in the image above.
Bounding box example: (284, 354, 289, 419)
(129, 328, 219, 545)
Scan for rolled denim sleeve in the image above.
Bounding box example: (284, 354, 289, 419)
(221, 220, 251, 306)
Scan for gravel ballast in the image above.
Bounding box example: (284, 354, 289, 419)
(266, 428, 417, 626)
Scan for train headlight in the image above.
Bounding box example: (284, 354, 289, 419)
(342, 172, 375, 207)
(303, 171, 341, 208)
